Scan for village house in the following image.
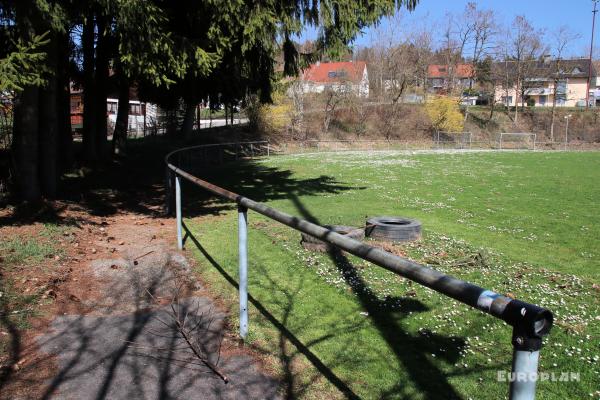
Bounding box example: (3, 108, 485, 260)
(493, 58, 597, 108)
(426, 63, 475, 94)
(301, 61, 369, 97)
(70, 85, 158, 136)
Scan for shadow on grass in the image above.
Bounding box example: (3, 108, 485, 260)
(178, 157, 362, 219)
(184, 226, 363, 400)
(184, 210, 476, 399)
(289, 194, 468, 399)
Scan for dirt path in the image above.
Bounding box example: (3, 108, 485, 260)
(1, 207, 280, 399)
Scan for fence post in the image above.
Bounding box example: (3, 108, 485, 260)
(165, 167, 171, 215)
(165, 167, 173, 215)
(508, 326, 542, 400)
(175, 175, 183, 250)
(238, 205, 249, 339)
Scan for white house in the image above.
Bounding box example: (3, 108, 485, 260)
(106, 98, 157, 136)
(301, 61, 369, 98)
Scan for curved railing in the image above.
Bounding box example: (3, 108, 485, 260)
(165, 141, 553, 400)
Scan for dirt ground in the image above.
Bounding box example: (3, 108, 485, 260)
(0, 136, 282, 399)
(0, 200, 281, 399)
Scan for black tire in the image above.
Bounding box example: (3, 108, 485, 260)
(365, 216, 421, 242)
(300, 225, 364, 252)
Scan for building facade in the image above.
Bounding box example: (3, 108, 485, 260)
(426, 64, 475, 94)
(301, 61, 369, 97)
(493, 58, 597, 107)
(70, 85, 157, 136)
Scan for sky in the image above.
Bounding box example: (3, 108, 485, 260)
(300, 0, 599, 58)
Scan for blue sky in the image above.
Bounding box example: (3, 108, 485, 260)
(301, 0, 599, 57)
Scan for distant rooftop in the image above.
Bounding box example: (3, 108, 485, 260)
(302, 61, 367, 84)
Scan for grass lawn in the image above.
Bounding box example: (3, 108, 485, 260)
(184, 150, 600, 399)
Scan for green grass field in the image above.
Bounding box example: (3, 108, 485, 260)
(185, 150, 600, 399)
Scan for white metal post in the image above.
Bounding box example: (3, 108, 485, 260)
(238, 206, 249, 339)
(175, 175, 183, 250)
(509, 349, 540, 400)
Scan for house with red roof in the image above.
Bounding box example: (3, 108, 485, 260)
(427, 64, 474, 94)
(301, 61, 369, 97)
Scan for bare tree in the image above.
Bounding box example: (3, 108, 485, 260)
(288, 81, 306, 139)
(322, 88, 347, 133)
(469, 5, 499, 66)
(440, 13, 463, 94)
(549, 26, 580, 141)
(508, 15, 546, 124)
(366, 12, 406, 100)
(405, 19, 433, 99)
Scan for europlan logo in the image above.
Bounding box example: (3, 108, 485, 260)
(497, 371, 580, 383)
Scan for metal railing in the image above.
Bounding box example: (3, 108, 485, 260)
(165, 141, 553, 400)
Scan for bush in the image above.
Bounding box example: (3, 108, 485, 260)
(425, 96, 464, 133)
(245, 92, 292, 134)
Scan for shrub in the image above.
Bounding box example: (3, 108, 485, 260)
(245, 92, 292, 134)
(425, 96, 464, 133)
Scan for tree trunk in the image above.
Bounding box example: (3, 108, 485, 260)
(12, 1, 41, 201)
(82, 16, 97, 163)
(57, 30, 73, 170)
(196, 105, 200, 130)
(38, 33, 59, 197)
(112, 72, 129, 155)
(12, 87, 41, 201)
(514, 78, 519, 125)
(94, 15, 109, 161)
(550, 85, 557, 142)
(488, 87, 496, 122)
(182, 102, 196, 140)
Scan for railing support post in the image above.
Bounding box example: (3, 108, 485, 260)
(175, 175, 183, 250)
(238, 205, 249, 339)
(165, 167, 173, 215)
(508, 327, 542, 400)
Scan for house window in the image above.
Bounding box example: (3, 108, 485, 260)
(70, 98, 81, 112)
(108, 102, 118, 113)
(328, 71, 336, 78)
(438, 67, 446, 73)
(556, 79, 567, 102)
(129, 104, 142, 115)
(501, 96, 513, 105)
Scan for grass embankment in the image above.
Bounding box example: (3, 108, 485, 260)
(186, 151, 600, 399)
